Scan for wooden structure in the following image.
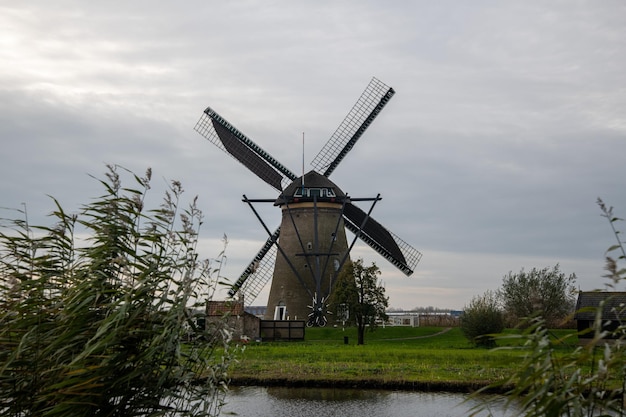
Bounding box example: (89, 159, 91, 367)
(574, 291, 626, 344)
(259, 320, 305, 342)
(206, 300, 261, 342)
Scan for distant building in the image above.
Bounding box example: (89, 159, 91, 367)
(574, 291, 626, 345)
(385, 311, 460, 327)
(387, 311, 421, 327)
(244, 305, 267, 319)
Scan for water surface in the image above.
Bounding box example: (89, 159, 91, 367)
(220, 386, 512, 416)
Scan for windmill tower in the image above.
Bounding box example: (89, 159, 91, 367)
(265, 171, 351, 324)
(194, 77, 422, 326)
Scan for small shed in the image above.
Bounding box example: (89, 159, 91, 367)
(574, 291, 626, 344)
(206, 300, 261, 342)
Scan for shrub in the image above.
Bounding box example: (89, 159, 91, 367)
(499, 264, 577, 328)
(460, 290, 504, 348)
(0, 165, 237, 417)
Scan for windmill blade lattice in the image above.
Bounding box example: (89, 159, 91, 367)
(227, 228, 280, 303)
(311, 77, 395, 177)
(234, 245, 277, 305)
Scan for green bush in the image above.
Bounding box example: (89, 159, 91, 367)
(0, 165, 237, 417)
(499, 264, 577, 328)
(460, 290, 504, 348)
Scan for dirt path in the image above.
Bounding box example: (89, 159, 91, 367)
(380, 327, 453, 341)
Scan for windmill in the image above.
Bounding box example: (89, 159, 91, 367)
(194, 77, 422, 326)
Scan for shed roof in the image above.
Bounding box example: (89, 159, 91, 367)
(574, 291, 626, 321)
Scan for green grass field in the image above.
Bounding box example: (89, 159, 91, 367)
(228, 326, 579, 391)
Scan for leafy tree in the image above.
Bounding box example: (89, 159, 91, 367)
(0, 165, 237, 417)
(329, 263, 359, 328)
(499, 264, 577, 328)
(460, 290, 504, 348)
(331, 259, 388, 345)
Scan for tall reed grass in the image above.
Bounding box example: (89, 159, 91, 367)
(0, 165, 237, 416)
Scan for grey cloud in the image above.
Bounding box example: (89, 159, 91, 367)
(1, 1, 625, 309)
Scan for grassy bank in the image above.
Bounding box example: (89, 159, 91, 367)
(229, 326, 578, 392)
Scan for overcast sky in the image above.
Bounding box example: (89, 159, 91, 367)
(2, 1, 625, 310)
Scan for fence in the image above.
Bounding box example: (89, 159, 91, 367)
(259, 320, 305, 341)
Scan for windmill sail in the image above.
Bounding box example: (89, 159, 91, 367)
(311, 77, 395, 177)
(343, 203, 421, 276)
(195, 107, 297, 190)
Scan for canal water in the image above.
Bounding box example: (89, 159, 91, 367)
(219, 386, 514, 416)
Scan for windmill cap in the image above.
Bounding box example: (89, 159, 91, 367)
(275, 170, 347, 206)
